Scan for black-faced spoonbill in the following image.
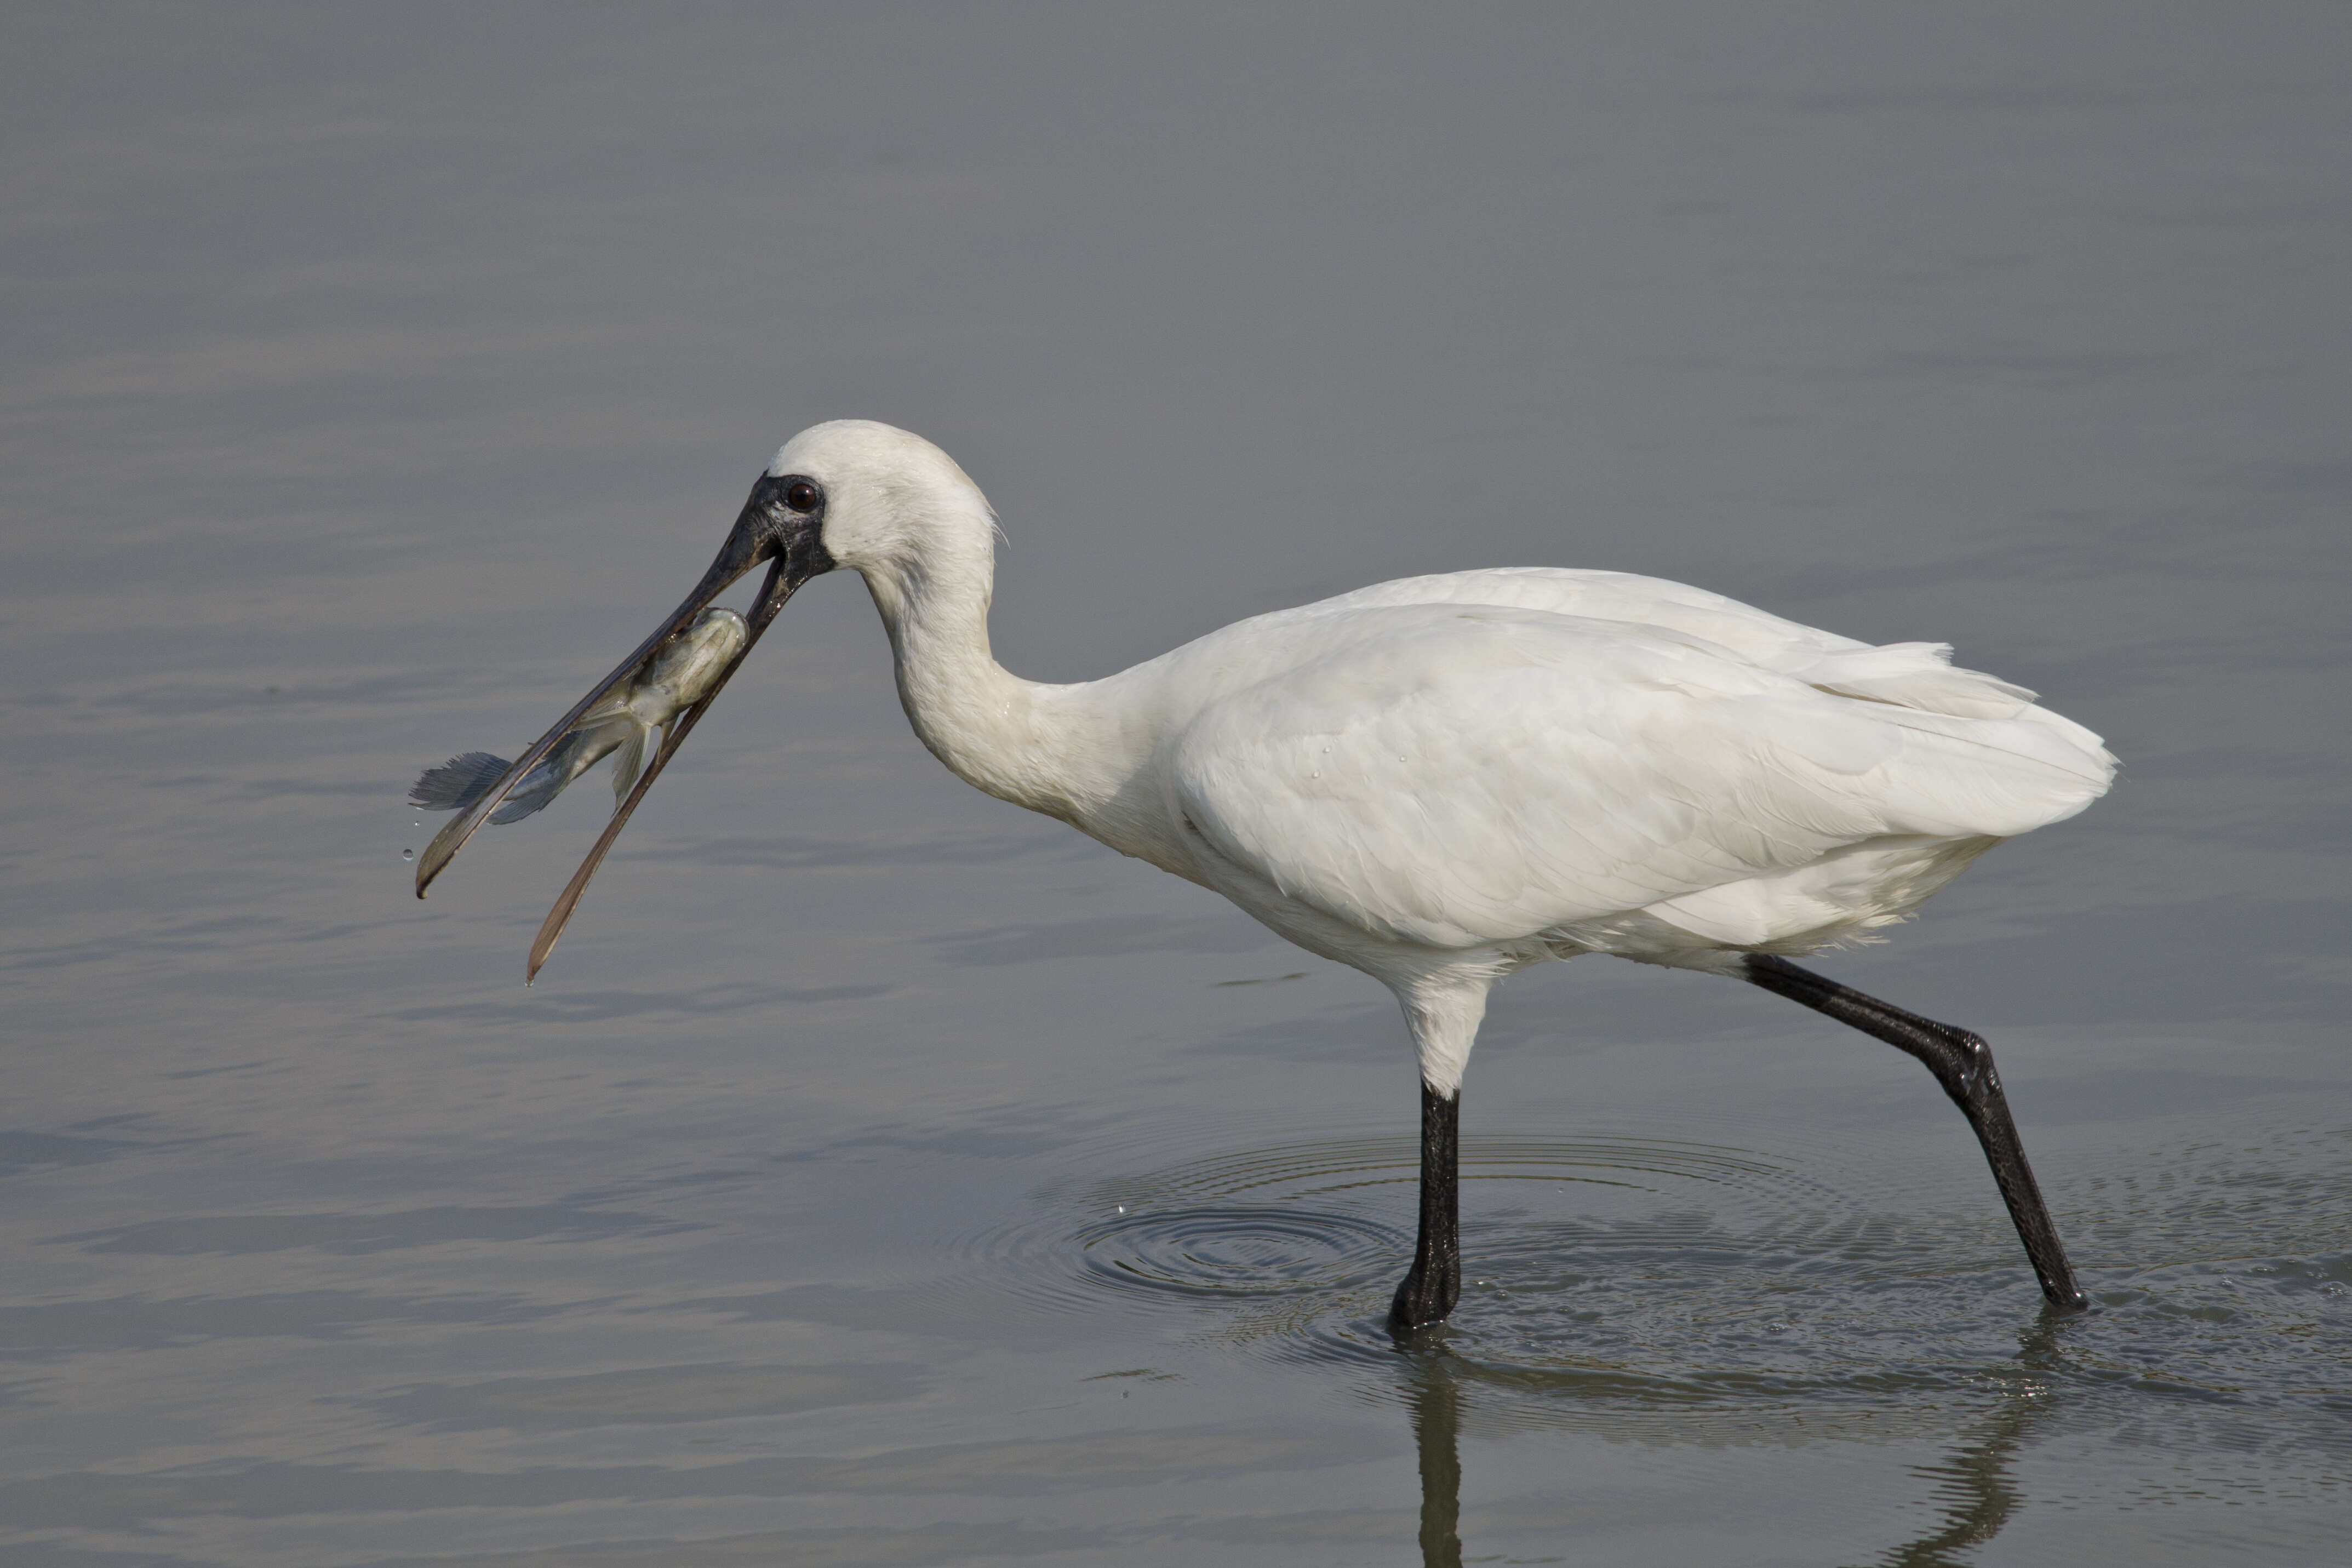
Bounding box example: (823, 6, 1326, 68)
(416, 420, 2113, 1330)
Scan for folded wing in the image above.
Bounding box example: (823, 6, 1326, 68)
(1170, 604, 2113, 953)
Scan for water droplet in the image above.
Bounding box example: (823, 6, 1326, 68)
(400, 848, 415, 861)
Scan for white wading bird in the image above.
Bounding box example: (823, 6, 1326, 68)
(417, 420, 2114, 1330)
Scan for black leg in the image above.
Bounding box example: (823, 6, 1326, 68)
(1391, 1081, 1462, 1330)
(1744, 954, 2087, 1312)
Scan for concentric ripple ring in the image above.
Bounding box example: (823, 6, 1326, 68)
(1073, 1203, 1409, 1301)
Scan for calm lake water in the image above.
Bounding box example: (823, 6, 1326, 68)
(5, 5, 2349, 1564)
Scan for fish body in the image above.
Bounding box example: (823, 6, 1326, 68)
(412, 607, 749, 823)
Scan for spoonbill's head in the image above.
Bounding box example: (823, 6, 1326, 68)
(766, 419, 997, 587)
(413, 419, 987, 977)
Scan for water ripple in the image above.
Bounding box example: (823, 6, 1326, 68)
(945, 1121, 2352, 1454)
(1072, 1204, 1406, 1302)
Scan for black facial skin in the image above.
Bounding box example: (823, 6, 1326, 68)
(758, 472, 836, 587)
(727, 471, 828, 585)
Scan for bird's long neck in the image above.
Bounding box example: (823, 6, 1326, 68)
(858, 537, 1114, 826)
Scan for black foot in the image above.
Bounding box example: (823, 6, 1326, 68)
(1390, 1261, 1460, 1331)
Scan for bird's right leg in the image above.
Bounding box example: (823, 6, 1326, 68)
(1742, 954, 2087, 1312)
(1391, 1081, 1462, 1330)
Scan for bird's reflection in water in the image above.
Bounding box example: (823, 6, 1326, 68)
(1866, 1313, 2069, 1568)
(1394, 1313, 2074, 1568)
(1403, 1347, 1466, 1568)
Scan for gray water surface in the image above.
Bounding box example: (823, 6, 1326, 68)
(4, 5, 2349, 1564)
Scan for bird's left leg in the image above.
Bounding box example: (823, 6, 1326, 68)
(1742, 954, 2087, 1312)
(1390, 1080, 1462, 1330)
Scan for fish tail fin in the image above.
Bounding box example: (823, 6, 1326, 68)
(488, 733, 588, 825)
(408, 752, 511, 812)
(488, 767, 559, 824)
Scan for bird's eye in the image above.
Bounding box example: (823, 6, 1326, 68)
(784, 479, 822, 513)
